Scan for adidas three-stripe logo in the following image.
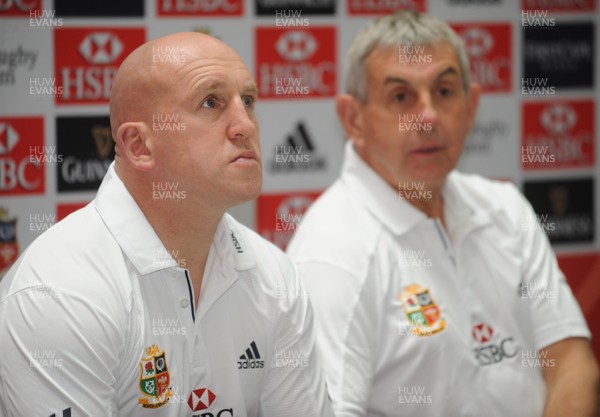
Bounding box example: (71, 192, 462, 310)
(237, 341, 265, 369)
(287, 122, 314, 152)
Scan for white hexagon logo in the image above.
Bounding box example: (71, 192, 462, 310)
(0, 123, 19, 155)
(460, 27, 494, 59)
(276, 31, 317, 62)
(540, 104, 577, 136)
(79, 32, 124, 64)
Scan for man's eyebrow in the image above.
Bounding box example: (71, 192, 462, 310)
(189, 79, 227, 110)
(382, 66, 460, 86)
(193, 79, 228, 94)
(242, 82, 258, 95)
(434, 66, 460, 81)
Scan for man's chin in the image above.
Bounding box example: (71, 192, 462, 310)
(226, 181, 262, 207)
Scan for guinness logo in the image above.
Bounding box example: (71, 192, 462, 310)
(549, 185, 568, 217)
(91, 125, 113, 158)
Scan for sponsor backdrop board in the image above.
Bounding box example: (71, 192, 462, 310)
(1, 0, 599, 357)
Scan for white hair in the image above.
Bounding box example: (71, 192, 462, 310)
(344, 10, 471, 102)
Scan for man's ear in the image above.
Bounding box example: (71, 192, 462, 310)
(465, 82, 481, 134)
(336, 94, 366, 150)
(114, 122, 155, 172)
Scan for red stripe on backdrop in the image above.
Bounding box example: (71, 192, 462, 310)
(557, 252, 600, 360)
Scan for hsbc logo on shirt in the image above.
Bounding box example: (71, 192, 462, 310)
(54, 28, 145, 105)
(472, 323, 518, 366)
(256, 27, 336, 99)
(347, 0, 425, 15)
(0, 0, 40, 15)
(522, 100, 594, 170)
(0, 117, 45, 195)
(451, 23, 512, 93)
(472, 323, 493, 343)
(188, 388, 233, 416)
(157, 0, 242, 15)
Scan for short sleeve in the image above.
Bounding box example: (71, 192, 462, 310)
(516, 188, 591, 350)
(294, 261, 378, 417)
(0, 283, 123, 417)
(259, 263, 334, 417)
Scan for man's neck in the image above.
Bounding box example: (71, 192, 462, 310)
(400, 182, 446, 228)
(132, 187, 224, 305)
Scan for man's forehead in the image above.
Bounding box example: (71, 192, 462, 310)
(368, 43, 462, 82)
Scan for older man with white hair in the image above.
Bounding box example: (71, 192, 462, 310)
(288, 10, 598, 417)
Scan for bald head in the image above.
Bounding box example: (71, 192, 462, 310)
(107, 31, 261, 212)
(109, 32, 244, 144)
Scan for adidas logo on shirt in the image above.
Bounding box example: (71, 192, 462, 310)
(237, 341, 265, 369)
(49, 408, 71, 417)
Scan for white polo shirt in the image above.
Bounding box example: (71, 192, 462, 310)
(287, 142, 590, 417)
(0, 164, 333, 417)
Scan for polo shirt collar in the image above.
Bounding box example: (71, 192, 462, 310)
(340, 141, 491, 237)
(95, 163, 255, 275)
(340, 141, 428, 236)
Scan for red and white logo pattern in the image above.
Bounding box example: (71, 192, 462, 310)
(451, 23, 512, 93)
(256, 27, 336, 99)
(522, 100, 595, 170)
(540, 104, 577, 136)
(0, 0, 41, 15)
(521, 0, 596, 12)
(78, 32, 124, 64)
(0, 117, 45, 196)
(276, 31, 318, 62)
(347, 0, 425, 15)
(472, 323, 494, 344)
(0, 124, 19, 155)
(460, 27, 494, 59)
(188, 388, 216, 412)
(54, 27, 145, 105)
(257, 191, 321, 250)
(157, 0, 242, 16)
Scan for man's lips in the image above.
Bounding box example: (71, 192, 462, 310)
(411, 145, 443, 154)
(230, 151, 259, 163)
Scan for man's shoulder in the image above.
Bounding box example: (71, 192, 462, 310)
(287, 181, 382, 273)
(0, 202, 131, 308)
(448, 171, 524, 213)
(20, 202, 121, 265)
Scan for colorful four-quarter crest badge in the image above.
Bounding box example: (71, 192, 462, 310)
(138, 344, 172, 408)
(0, 207, 18, 274)
(399, 284, 446, 336)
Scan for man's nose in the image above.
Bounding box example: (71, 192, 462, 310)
(226, 97, 257, 141)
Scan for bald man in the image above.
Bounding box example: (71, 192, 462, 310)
(0, 33, 333, 417)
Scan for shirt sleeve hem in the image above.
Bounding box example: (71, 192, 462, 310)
(535, 324, 591, 350)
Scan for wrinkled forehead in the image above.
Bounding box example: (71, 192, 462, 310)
(152, 41, 251, 81)
(138, 40, 254, 104)
(366, 42, 462, 82)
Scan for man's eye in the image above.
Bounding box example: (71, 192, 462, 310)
(201, 97, 216, 108)
(242, 96, 255, 108)
(394, 92, 407, 102)
(439, 87, 453, 97)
